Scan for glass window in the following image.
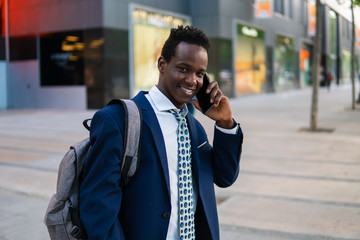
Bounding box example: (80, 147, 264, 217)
(307, 0, 316, 37)
(10, 35, 37, 60)
(234, 24, 266, 95)
(0, 38, 4, 60)
(342, 50, 351, 82)
(274, 0, 285, 14)
(302, 0, 310, 25)
(131, 8, 190, 96)
(40, 31, 84, 86)
(328, 9, 337, 80)
(329, 10, 337, 55)
(300, 43, 312, 87)
(287, 0, 293, 18)
(274, 35, 295, 90)
(0, 0, 5, 60)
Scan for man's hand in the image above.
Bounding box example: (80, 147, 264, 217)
(192, 81, 235, 129)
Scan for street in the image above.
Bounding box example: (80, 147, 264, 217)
(0, 84, 359, 240)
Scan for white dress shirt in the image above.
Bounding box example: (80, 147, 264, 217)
(145, 85, 237, 239)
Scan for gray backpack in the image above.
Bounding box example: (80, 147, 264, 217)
(44, 99, 142, 240)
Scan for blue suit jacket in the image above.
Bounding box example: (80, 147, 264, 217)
(80, 91, 243, 239)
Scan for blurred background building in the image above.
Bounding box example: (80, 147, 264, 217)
(0, 0, 359, 109)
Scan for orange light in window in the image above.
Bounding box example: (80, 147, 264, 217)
(62, 41, 75, 51)
(66, 36, 79, 42)
(75, 42, 84, 51)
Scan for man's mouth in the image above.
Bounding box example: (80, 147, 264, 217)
(180, 86, 196, 96)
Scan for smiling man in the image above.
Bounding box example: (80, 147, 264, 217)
(80, 25, 243, 240)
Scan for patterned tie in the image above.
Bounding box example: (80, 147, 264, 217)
(169, 109, 195, 240)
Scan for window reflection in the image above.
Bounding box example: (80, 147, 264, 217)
(274, 35, 295, 90)
(0, 0, 4, 60)
(132, 8, 190, 96)
(235, 24, 266, 95)
(40, 31, 84, 86)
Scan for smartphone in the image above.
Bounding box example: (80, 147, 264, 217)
(196, 73, 214, 114)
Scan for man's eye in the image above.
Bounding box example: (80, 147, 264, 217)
(197, 73, 205, 78)
(178, 67, 187, 73)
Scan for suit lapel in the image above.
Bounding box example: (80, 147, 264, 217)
(133, 92, 171, 195)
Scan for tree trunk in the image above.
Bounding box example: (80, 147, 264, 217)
(310, 0, 322, 131)
(351, 1, 356, 110)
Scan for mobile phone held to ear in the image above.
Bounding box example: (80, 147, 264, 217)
(196, 73, 214, 114)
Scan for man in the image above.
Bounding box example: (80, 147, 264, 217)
(80, 25, 243, 239)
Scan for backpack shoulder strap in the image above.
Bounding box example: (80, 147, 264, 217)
(108, 98, 142, 187)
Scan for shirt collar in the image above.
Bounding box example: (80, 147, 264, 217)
(148, 85, 188, 116)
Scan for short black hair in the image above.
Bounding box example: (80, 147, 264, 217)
(161, 25, 211, 62)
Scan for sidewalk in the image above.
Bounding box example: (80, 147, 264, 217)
(0, 84, 359, 240)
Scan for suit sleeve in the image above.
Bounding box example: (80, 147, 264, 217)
(212, 123, 243, 188)
(80, 107, 126, 240)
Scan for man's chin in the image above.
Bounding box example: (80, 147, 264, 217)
(183, 97, 195, 106)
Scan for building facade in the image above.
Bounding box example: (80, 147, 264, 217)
(1, 0, 359, 109)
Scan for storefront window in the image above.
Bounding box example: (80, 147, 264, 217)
(274, 35, 295, 90)
(300, 43, 312, 87)
(327, 9, 337, 80)
(234, 24, 266, 95)
(10, 35, 37, 60)
(274, 0, 285, 15)
(0, 0, 5, 60)
(40, 31, 84, 86)
(307, 0, 316, 37)
(342, 50, 351, 83)
(131, 8, 190, 96)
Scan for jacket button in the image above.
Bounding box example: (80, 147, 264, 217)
(162, 212, 170, 219)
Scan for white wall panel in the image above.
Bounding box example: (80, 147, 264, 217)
(9, 60, 86, 109)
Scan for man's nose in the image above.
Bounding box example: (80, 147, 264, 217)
(186, 72, 199, 85)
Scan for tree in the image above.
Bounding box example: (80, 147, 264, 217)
(350, 0, 360, 109)
(310, 0, 322, 131)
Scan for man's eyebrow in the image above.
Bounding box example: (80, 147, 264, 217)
(177, 62, 191, 68)
(177, 63, 206, 72)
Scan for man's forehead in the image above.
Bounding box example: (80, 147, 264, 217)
(175, 42, 207, 52)
(173, 42, 208, 60)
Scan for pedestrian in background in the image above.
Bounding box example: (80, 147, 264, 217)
(79, 25, 243, 239)
(325, 70, 333, 91)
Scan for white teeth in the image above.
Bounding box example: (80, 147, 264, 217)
(181, 87, 194, 95)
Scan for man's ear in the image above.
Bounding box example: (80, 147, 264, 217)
(158, 56, 166, 73)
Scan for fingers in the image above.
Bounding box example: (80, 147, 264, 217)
(214, 93, 226, 107)
(207, 81, 222, 105)
(191, 99, 202, 111)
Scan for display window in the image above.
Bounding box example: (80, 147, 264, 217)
(10, 35, 36, 60)
(300, 43, 312, 87)
(40, 31, 84, 86)
(308, 0, 316, 37)
(327, 9, 337, 80)
(0, 0, 5, 60)
(131, 7, 190, 96)
(274, 35, 295, 90)
(254, 0, 273, 18)
(234, 23, 266, 95)
(342, 49, 351, 83)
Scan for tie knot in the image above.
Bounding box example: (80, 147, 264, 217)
(169, 109, 185, 123)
